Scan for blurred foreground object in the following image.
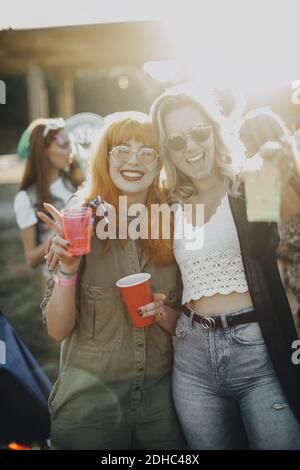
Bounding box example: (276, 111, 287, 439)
(0, 311, 52, 444)
(7, 442, 31, 450)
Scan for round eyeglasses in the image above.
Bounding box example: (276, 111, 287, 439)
(166, 124, 212, 152)
(109, 145, 159, 165)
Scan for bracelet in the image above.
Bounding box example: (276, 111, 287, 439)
(54, 272, 78, 287)
(57, 265, 79, 277)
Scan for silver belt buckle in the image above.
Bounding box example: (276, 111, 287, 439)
(200, 316, 216, 329)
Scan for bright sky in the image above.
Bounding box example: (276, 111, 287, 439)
(1, 0, 300, 93)
(0, 0, 162, 29)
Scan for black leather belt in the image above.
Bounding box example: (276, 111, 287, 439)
(182, 305, 257, 330)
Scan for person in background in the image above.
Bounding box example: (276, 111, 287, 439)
(238, 108, 300, 336)
(16, 118, 48, 160)
(14, 118, 84, 283)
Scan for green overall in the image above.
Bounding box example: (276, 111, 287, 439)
(41, 233, 187, 450)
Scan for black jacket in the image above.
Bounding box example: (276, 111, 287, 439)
(228, 194, 300, 424)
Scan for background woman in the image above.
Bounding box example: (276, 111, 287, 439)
(14, 118, 84, 281)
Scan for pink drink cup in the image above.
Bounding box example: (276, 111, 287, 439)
(62, 207, 92, 256)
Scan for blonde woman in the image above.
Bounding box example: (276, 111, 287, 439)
(150, 89, 300, 450)
(39, 113, 186, 450)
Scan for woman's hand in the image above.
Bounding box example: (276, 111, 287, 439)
(37, 203, 81, 273)
(240, 141, 294, 188)
(137, 293, 167, 322)
(137, 292, 176, 323)
(138, 293, 181, 335)
(37, 202, 64, 235)
(48, 233, 81, 273)
(260, 141, 294, 188)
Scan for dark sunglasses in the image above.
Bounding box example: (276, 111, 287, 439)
(166, 124, 212, 152)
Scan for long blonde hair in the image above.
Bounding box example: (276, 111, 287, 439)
(85, 114, 174, 266)
(150, 88, 245, 203)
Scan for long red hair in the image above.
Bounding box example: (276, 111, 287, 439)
(85, 117, 174, 266)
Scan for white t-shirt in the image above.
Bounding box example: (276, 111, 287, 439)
(14, 177, 74, 230)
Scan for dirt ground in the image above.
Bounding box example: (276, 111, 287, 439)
(0, 178, 60, 383)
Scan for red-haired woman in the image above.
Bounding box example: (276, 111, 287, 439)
(39, 113, 186, 450)
(14, 118, 84, 282)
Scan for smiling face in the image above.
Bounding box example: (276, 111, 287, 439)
(108, 139, 159, 195)
(47, 130, 73, 170)
(163, 103, 216, 180)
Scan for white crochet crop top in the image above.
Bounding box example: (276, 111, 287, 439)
(173, 194, 249, 305)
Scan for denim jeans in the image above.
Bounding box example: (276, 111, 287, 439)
(172, 306, 300, 450)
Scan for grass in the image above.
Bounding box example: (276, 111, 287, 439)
(0, 183, 60, 383)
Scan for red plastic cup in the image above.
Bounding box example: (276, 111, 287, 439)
(62, 206, 92, 256)
(116, 273, 155, 328)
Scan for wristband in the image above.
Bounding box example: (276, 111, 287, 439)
(57, 265, 79, 277)
(54, 272, 78, 287)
